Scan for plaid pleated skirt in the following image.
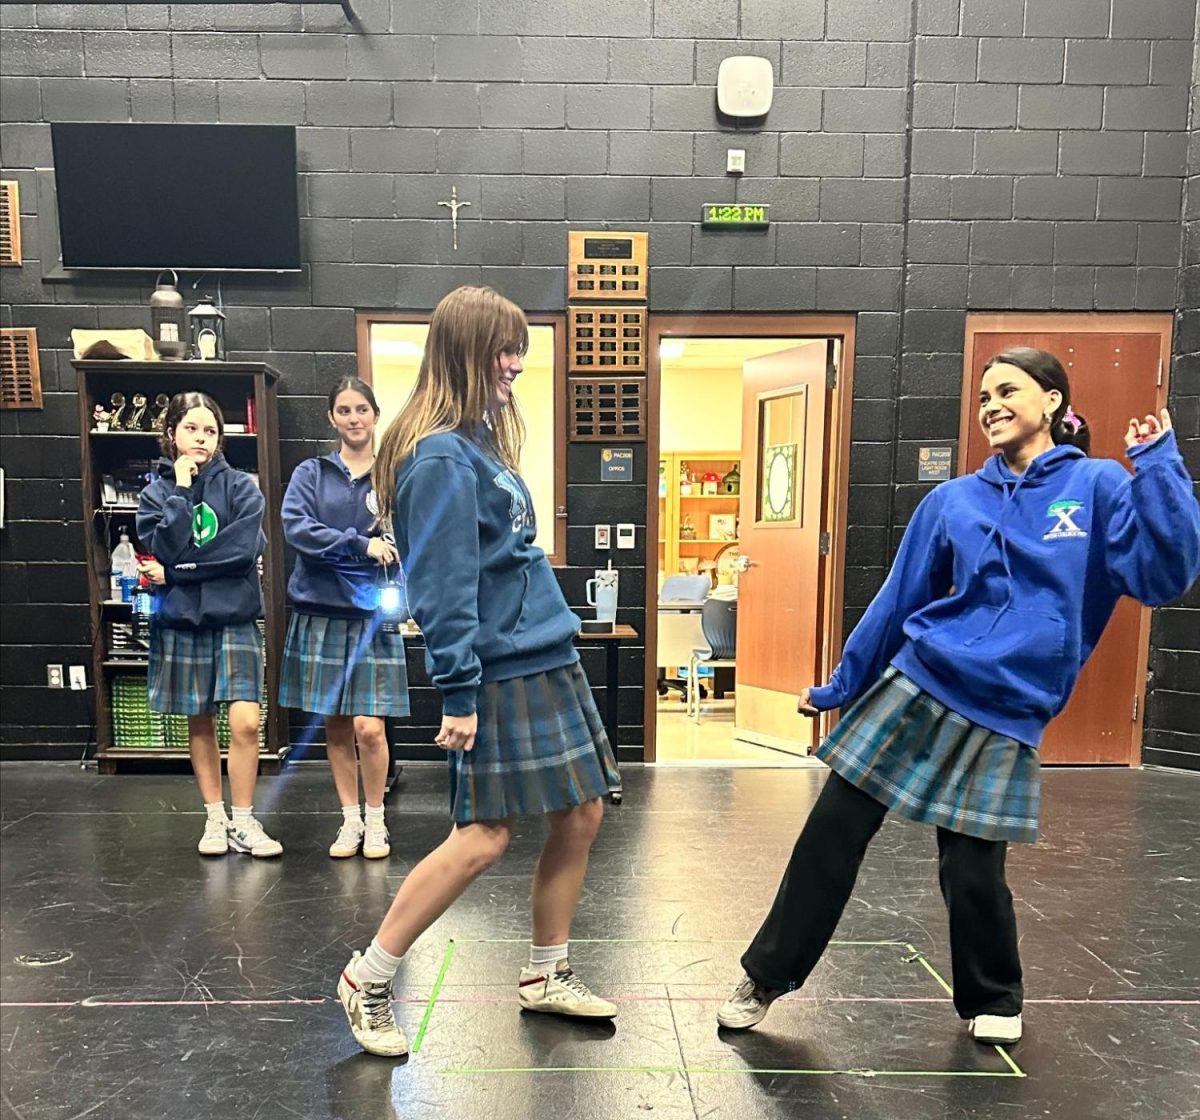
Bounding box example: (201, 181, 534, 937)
(148, 622, 262, 716)
(448, 660, 620, 823)
(278, 612, 410, 718)
(816, 667, 1041, 844)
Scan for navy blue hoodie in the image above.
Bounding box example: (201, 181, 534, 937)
(282, 451, 386, 618)
(811, 431, 1200, 747)
(394, 431, 580, 717)
(137, 454, 266, 630)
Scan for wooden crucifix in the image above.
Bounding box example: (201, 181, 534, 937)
(437, 185, 470, 251)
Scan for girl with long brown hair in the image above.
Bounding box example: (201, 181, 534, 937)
(337, 287, 620, 1057)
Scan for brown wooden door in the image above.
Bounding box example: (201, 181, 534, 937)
(962, 327, 1166, 764)
(734, 342, 829, 754)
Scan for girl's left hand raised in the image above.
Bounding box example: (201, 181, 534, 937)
(1125, 409, 1172, 449)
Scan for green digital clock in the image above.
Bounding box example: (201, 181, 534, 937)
(700, 203, 770, 230)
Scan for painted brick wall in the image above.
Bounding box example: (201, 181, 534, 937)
(1, 0, 1197, 765)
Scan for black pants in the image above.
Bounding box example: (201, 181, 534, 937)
(741, 771, 1023, 1019)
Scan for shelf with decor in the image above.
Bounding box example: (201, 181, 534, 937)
(657, 451, 741, 587)
(75, 360, 288, 774)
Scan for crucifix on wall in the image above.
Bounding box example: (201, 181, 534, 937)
(437, 185, 470, 251)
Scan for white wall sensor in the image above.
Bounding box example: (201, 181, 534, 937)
(717, 56, 774, 118)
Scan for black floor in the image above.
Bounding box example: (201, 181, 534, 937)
(1, 762, 1198, 1120)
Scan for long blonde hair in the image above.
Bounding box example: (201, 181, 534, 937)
(373, 286, 528, 524)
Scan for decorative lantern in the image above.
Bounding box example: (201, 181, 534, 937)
(149, 270, 187, 359)
(188, 295, 226, 361)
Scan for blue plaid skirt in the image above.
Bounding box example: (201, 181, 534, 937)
(279, 612, 410, 718)
(449, 660, 620, 823)
(816, 667, 1041, 844)
(147, 622, 262, 716)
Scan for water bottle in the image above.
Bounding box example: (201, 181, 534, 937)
(111, 528, 138, 602)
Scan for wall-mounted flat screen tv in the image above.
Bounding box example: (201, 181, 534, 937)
(51, 123, 301, 272)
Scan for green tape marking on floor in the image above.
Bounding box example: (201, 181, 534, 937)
(411, 938, 455, 1054)
(905, 942, 1027, 1078)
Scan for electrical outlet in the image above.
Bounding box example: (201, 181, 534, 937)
(46, 664, 64, 689)
(594, 524, 611, 549)
(68, 665, 87, 690)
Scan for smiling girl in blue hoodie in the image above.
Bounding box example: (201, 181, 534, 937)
(335, 287, 620, 1057)
(137, 391, 282, 859)
(279, 376, 410, 860)
(719, 348, 1200, 1047)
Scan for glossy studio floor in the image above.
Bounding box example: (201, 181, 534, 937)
(1, 761, 1197, 1120)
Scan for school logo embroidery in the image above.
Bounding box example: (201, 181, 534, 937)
(365, 489, 379, 516)
(1044, 498, 1087, 541)
(493, 470, 532, 533)
(192, 502, 219, 546)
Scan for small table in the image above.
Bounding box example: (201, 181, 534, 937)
(575, 623, 638, 805)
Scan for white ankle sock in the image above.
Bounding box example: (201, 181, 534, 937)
(358, 938, 403, 985)
(342, 804, 363, 826)
(204, 801, 226, 820)
(231, 805, 253, 827)
(529, 942, 569, 971)
(364, 803, 385, 823)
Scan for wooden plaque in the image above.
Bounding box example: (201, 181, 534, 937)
(569, 307, 646, 372)
(568, 230, 649, 302)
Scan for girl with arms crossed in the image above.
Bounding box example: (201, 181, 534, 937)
(280, 377, 410, 859)
(336, 287, 620, 1057)
(719, 348, 1200, 1045)
(137, 392, 280, 857)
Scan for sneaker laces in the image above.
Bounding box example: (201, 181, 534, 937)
(360, 980, 395, 1032)
(732, 975, 763, 1004)
(334, 819, 364, 848)
(203, 816, 227, 840)
(236, 816, 272, 845)
(554, 967, 596, 1001)
(364, 819, 388, 843)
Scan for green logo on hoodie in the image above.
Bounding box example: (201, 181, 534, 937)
(192, 502, 219, 546)
(1045, 499, 1086, 541)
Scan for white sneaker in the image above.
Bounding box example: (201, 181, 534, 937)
(362, 817, 390, 860)
(329, 819, 364, 859)
(226, 816, 283, 858)
(197, 815, 229, 856)
(970, 1013, 1022, 1044)
(716, 973, 785, 1030)
(517, 959, 617, 1019)
(338, 951, 408, 1057)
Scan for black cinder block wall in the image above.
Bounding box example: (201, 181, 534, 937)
(1, 0, 1197, 766)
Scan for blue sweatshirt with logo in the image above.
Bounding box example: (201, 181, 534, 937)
(282, 451, 387, 619)
(136, 454, 266, 630)
(810, 431, 1200, 747)
(393, 431, 580, 717)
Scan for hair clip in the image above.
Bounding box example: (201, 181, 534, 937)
(1062, 406, 1082, 433)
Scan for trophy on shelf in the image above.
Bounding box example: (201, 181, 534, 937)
(109, 392, 127, 430)
(125, 393, 149, 431)
(151, 393, 170, 432)
(93, 403, 112, 432)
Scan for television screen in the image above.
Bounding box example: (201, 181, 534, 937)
(51, 123, 302, 272)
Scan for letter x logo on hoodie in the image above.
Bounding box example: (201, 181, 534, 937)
(1044, 498, 1087, 541)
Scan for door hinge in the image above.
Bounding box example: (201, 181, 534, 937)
(1131, 695, 1139, 723)
(819, 531, 831, 556)
(1156, 358, 1163, 388)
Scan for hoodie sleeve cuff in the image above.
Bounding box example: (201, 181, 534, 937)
(354, 533, 373, 556)
(442, 687, 478, 717)
(1127, 428, 1177, 462)
(808, 683, 842, 711)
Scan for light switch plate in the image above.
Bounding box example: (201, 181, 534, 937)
(727, 149, 746, 174)
(594, 524, 611, 549)
(68, 665, 87, 690)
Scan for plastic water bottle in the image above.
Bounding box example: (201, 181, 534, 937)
(111, 528, 138, 602)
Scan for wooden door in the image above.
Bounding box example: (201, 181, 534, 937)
(962, 324, 1168, 764)
(734, 342, 829, 754)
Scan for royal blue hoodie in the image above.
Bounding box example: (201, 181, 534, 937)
(394, 431, 580, 717)
(136, 454, 266, 630)
(282, 451, 386, 618)
(810, 431, 1200, 747)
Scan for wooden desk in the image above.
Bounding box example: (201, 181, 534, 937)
(574, 624, 638, 804)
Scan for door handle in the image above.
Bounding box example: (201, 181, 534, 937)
(734, 554, 755, 572)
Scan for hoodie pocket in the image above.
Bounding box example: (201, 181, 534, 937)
(511, 561, 577, 646)
(909, 605, 1069, 717)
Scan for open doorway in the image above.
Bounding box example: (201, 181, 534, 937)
(645, 315, 856, 766)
